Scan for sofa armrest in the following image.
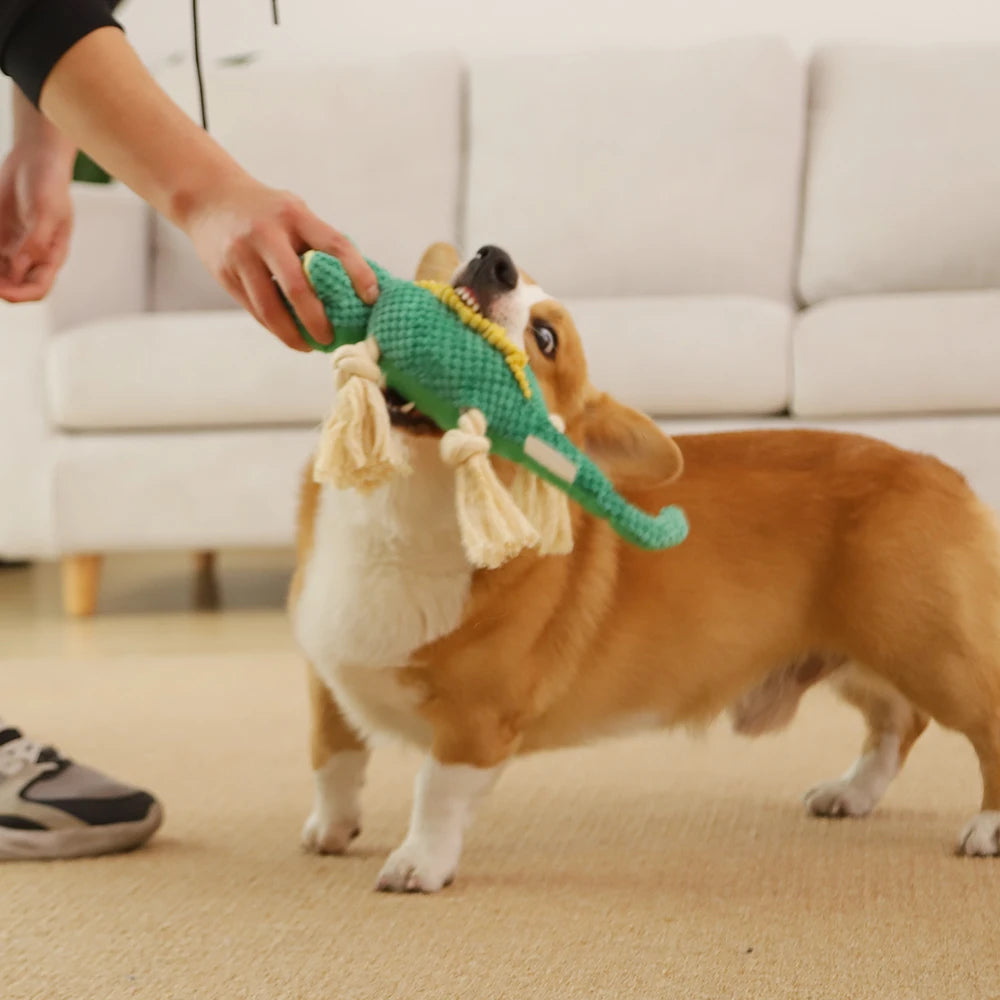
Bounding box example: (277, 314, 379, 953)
(46, 182, 151, 331)
(0, 185, 151, 558)
(0, 300, 58, 558)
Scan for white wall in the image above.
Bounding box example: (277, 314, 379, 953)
(119, 0, 1000, 69)
(2, 0, 998, 147)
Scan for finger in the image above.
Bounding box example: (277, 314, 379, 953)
(296, 216, 379, 305)
(0, 256, 62, 300)
(218, 268, 250, 310)
(0, 279, 48, 303)
(236, 254, 311, 352)
(218, 269, 306, 355)
(22, 262, 59, 297)
(261, 239, 332, 347)
(217, 259, 267, 324)
(6, 251, 29, 286)
(9, 221, 61, 285)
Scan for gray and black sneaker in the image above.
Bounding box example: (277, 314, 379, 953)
(0, 720, 163, 860)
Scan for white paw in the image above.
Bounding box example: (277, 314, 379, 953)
(301, 810, 360, 855)
(375, 838, 458, 893)
(958, 811, 1000, 857)
(804, 778, 877, 818)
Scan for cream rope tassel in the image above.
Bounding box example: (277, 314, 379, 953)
(509, 413, 574, 556)
(441, 409, 539, 569)
(312, 337, 409, 492)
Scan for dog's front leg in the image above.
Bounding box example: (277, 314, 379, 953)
(302, 664, 370, 855)
(376, 756, 502, 893)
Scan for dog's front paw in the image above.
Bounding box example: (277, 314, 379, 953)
(301, 810, 360, 855)
(375, 839, 457, 893)
(804, 778, 877, 818)
(958, 811, 1000, 856)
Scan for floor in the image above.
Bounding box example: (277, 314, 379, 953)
(4, 554, 1000, 999)
(0, 549, 297, 659)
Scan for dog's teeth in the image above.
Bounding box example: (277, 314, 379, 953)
(455, 286, 482, 314)
(400, 402, 416, 413)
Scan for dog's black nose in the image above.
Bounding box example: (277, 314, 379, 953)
(476, 245, 518, 291)
(453, 245, 520, 316)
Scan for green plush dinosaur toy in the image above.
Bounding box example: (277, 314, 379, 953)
(292, 250, 688, 569)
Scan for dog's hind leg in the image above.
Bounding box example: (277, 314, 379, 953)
(958, 728, 1000, 855)
(954, 705, 1000, 855)
(804, 666, 929, 819)
(301, 663, 370, 855)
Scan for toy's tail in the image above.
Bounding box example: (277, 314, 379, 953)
(294, 250, 687, 556)
(500, 422, 689, 551)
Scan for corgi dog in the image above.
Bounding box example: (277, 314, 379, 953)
(290, 242, 1000, 893)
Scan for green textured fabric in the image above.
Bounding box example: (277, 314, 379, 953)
(294, 252, 688, 552)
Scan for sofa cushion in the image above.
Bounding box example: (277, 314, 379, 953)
(566, 296, 791, 417)
(47, 312, 333, 431)
(465, 38, 805, 302)
(48, 292, 791, 432)
(799, 44, 1000, 304)
(54, 427, 318, 551)
(151, 52, 464, 311)
(793, 292, 1000, 418)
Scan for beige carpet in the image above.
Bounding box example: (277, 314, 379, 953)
(5, 650, 1000, 999)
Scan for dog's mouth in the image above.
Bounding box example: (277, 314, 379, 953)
(451, 247, 530, 349)
(383, 385, 439, 435)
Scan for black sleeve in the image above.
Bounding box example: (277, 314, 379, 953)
(0, 0, 123, 107)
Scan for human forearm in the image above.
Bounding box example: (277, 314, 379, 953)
(19, 16, 377, 348)
(37, 26, 247, 228)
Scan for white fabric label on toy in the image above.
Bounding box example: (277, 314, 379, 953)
(524, 435, 578, 484)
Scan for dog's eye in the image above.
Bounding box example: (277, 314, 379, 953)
(532, 323, 558, 359)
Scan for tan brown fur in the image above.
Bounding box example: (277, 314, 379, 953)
(288, 462, 320, 611)
(407, 429, 1000, 781)
(294, 245, 1000, 822)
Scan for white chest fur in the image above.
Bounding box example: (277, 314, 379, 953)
(293, 440, 472, 746)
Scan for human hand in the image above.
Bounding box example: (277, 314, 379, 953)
(0, 134, 75, 303)
(30, 28, 377, 349)
(178, 172, 379, 351)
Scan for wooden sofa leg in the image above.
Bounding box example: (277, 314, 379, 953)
(62, 554, 103, 617)
(194, 550, 216, 576)
(193, 550, 219, 610)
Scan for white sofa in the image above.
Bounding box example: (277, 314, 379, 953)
(2, 39, 999, 613)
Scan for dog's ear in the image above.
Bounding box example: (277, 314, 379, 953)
(415, 242, 461, 283)
(576, 391, 683, 489)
